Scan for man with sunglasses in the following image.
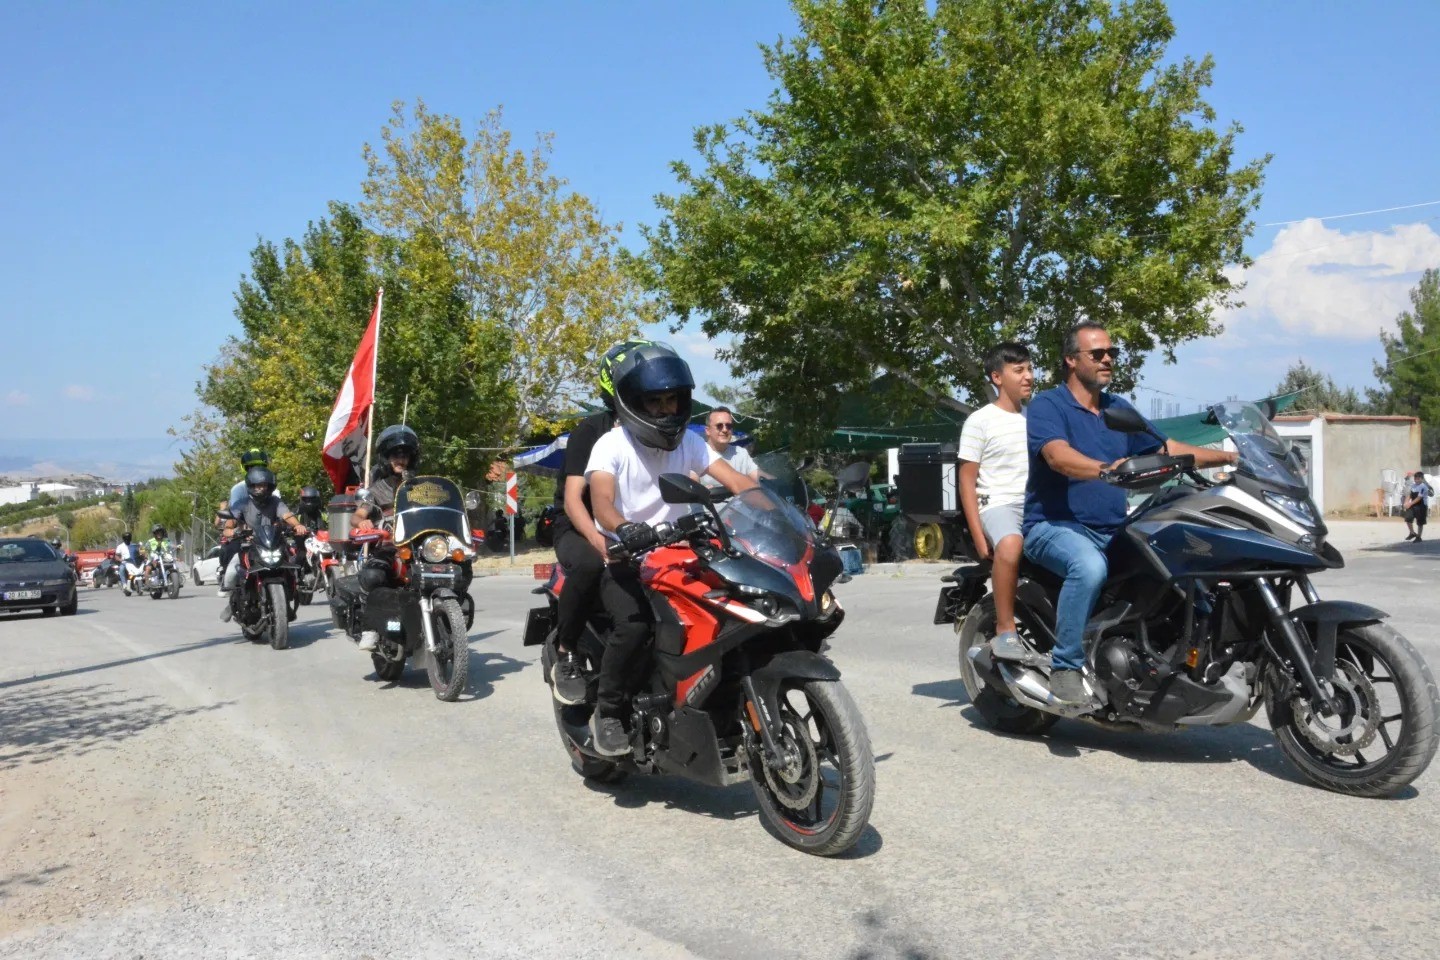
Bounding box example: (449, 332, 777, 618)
(1024, 321, 1236, 704)
(699, 406, 760, 491)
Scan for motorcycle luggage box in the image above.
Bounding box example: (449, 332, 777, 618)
(328, 494, 358, 543)
(363, 585, 422, 641)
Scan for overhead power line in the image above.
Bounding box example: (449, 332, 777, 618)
(1260, 199, 1440, 228)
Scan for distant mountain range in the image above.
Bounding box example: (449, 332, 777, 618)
(0, 438, 181, 483)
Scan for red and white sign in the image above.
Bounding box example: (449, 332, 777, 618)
(505, 472, 518, 516)
(321, 290, 383, 493)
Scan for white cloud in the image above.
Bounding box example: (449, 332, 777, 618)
(1223, 219, 1440, 340)
(4, 389, 29, 406)
(63, 385, 95, 401)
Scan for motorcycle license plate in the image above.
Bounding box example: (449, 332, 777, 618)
(4, 590, 41, 600)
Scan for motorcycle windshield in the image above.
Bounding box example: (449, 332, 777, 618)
(1211, 400, 1308, 489)
(393, 476, 470, 544)
(718, 486, 815, 567)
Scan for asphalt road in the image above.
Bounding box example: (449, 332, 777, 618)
(2, 533, 1438, 959)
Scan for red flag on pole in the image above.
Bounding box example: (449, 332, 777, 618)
(321, 290, 383, 493)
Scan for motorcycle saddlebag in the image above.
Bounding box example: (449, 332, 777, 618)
(522, 606, 554, 647)
(363, 586, 422, 641)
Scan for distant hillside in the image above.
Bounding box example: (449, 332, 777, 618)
(0, 438, 179, 482)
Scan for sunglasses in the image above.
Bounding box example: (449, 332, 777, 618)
(711, 422, 734, 432)
(1074, 347, 1121, 363)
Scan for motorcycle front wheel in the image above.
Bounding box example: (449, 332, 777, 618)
(1266, 622, 1438, 798)
(265, 581, 289, 650)
(425, 598, 470, 701)
(167, 575, 181, 600)
(750, 679, 875, 857)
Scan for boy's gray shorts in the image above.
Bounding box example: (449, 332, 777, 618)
(980, 502, 1024, 547)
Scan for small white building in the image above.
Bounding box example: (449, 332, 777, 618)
(1273, 413, 1422, 515)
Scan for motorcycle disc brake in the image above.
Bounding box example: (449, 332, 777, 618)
(763, 717, 820, 811)
(1291, 659, 1379, 757)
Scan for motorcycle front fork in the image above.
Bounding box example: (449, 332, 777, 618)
(1255, 575, 1336, 712)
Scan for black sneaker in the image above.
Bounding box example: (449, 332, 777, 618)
(550, 652, 588, 706)
(589, 713, 630, 757)
(1049, 668, 1092, 705)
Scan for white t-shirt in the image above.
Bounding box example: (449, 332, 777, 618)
(586, 427, 713, 535)
(957, 403, 1028, 508)
(701, 443, 758, 488)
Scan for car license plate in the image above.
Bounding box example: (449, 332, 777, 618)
(4, 590, 41, 600)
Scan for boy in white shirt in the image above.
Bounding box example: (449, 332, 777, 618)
(958, 342, 1033, 661)
(585, 342, 757, 756)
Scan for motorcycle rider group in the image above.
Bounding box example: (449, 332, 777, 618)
(111, 525, 178, 596)
(206, 322, 1229, 733)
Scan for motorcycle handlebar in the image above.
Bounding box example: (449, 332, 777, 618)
(606, 513, 711, 563)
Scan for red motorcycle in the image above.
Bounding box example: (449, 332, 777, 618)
(526, 475, 874, 856)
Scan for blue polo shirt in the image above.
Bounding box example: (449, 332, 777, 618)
(1023, 386, 1165, 534)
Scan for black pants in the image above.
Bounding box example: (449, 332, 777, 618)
(596, 562, 653, 720)
(1414, 503, 1428, 534)
(553, 519, 605, 650)
(219, 538, 243, 580)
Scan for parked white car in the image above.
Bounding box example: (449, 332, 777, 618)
(190, 545, 222, 585)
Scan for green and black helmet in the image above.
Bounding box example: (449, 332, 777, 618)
(598, 339, 655, 411)
(240, 448, 270, 469)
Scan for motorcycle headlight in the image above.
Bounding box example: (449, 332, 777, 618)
(1262, 490, 1318, 528)
(259, 548, 282, 564)
(420, 535, 449, 564)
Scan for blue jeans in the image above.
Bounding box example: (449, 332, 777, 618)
(1023, 521, 1112, 672)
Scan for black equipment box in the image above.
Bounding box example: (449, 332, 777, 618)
(897, 442, 960, 524)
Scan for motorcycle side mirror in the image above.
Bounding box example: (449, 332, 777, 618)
(355, 487, 374, 504)
(835, 462, 870, 494)
(1260, 398, 1279, 420)
(659, 473, 711, 505)
(1202, 408, 1219, 426)
(1102, 407, 1149, 434)
(798, 456, 816, 472)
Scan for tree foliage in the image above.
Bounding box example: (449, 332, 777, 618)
(639, 0, 1267, 446)
(361, 100, 655, 436)
(1371, 268, 1440, 463)
(1271, 360, 1367, 415)
(196, 203, 512, 492)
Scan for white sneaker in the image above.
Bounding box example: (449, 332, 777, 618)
(357, 630, 380, 651)
(216, 587, 228, 598)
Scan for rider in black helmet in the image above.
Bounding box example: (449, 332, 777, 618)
(582, 342, 758, 756)
(217, 467, 308, 622)
(350, 424, 420, 651)
(546, 340, 645, 706)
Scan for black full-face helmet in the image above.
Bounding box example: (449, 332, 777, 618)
(299, 486, 322, 507)
(606, 341, 695, 451)
(598, 339, 652, 412)
(151, 524, 166, 539)
(375, 425, 420, 470)
(246, 466, 277, 501)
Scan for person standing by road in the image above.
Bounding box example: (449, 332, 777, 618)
(1404, 470, 1434, 542)
(698, 406, 760, 490)
(957, 341, 1033, 662)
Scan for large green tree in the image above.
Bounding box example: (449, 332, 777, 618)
(640, 0, 1267, 446)
(195, 203, 513, 491)
(1271, 360, 1367, 415)
(1370, 268, 1440, 463)
(361, 100, 655, 436)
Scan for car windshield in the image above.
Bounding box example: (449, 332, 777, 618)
(0, 540, 61, 563)
(1210, 400, 1307, 488)
(717, 486, 815, 567)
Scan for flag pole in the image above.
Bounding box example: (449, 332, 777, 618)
(360, 287, 384, 490)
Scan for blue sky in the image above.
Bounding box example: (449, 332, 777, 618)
(2, 1, 1437, 450)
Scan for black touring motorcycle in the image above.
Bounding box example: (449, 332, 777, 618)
(229, 517, 300, 650)
(938, 400, 1438, 797)
(527, 477, 875, 856)
(330, 476, 472, 702)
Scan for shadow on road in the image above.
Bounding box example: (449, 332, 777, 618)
(1356, 539, 1440, 560)
(586, 773, 759, 821)
(0, 634, 248, 690)
(0, 682, 230, 771)
(0, 607, 99, 621)
(0, 864, 70, 901)
(848, 907, 937, 960)
(365, 633, 526, 699)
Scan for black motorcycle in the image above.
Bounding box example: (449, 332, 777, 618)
(330, 476, 472, 701)
(938, 400, 1438, 798)
(229, 519, 300, 650)
(91, 558, 120, 589)
(534, 504, 558, 547)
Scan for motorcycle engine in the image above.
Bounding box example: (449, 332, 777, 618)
(1093, 636, 1161, 712)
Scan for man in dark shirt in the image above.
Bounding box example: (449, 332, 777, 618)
(545, 342, 641, 705)
(1024, 321, 1236, 704)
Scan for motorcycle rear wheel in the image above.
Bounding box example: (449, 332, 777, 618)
(426, 598, 470, 701)
(541, 640, 627, 784)
(750, 679, 874, 857)
(957, 597, 1059, 736)
(1267, 622, 1438, 798)
(265, 581, 289, 650)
